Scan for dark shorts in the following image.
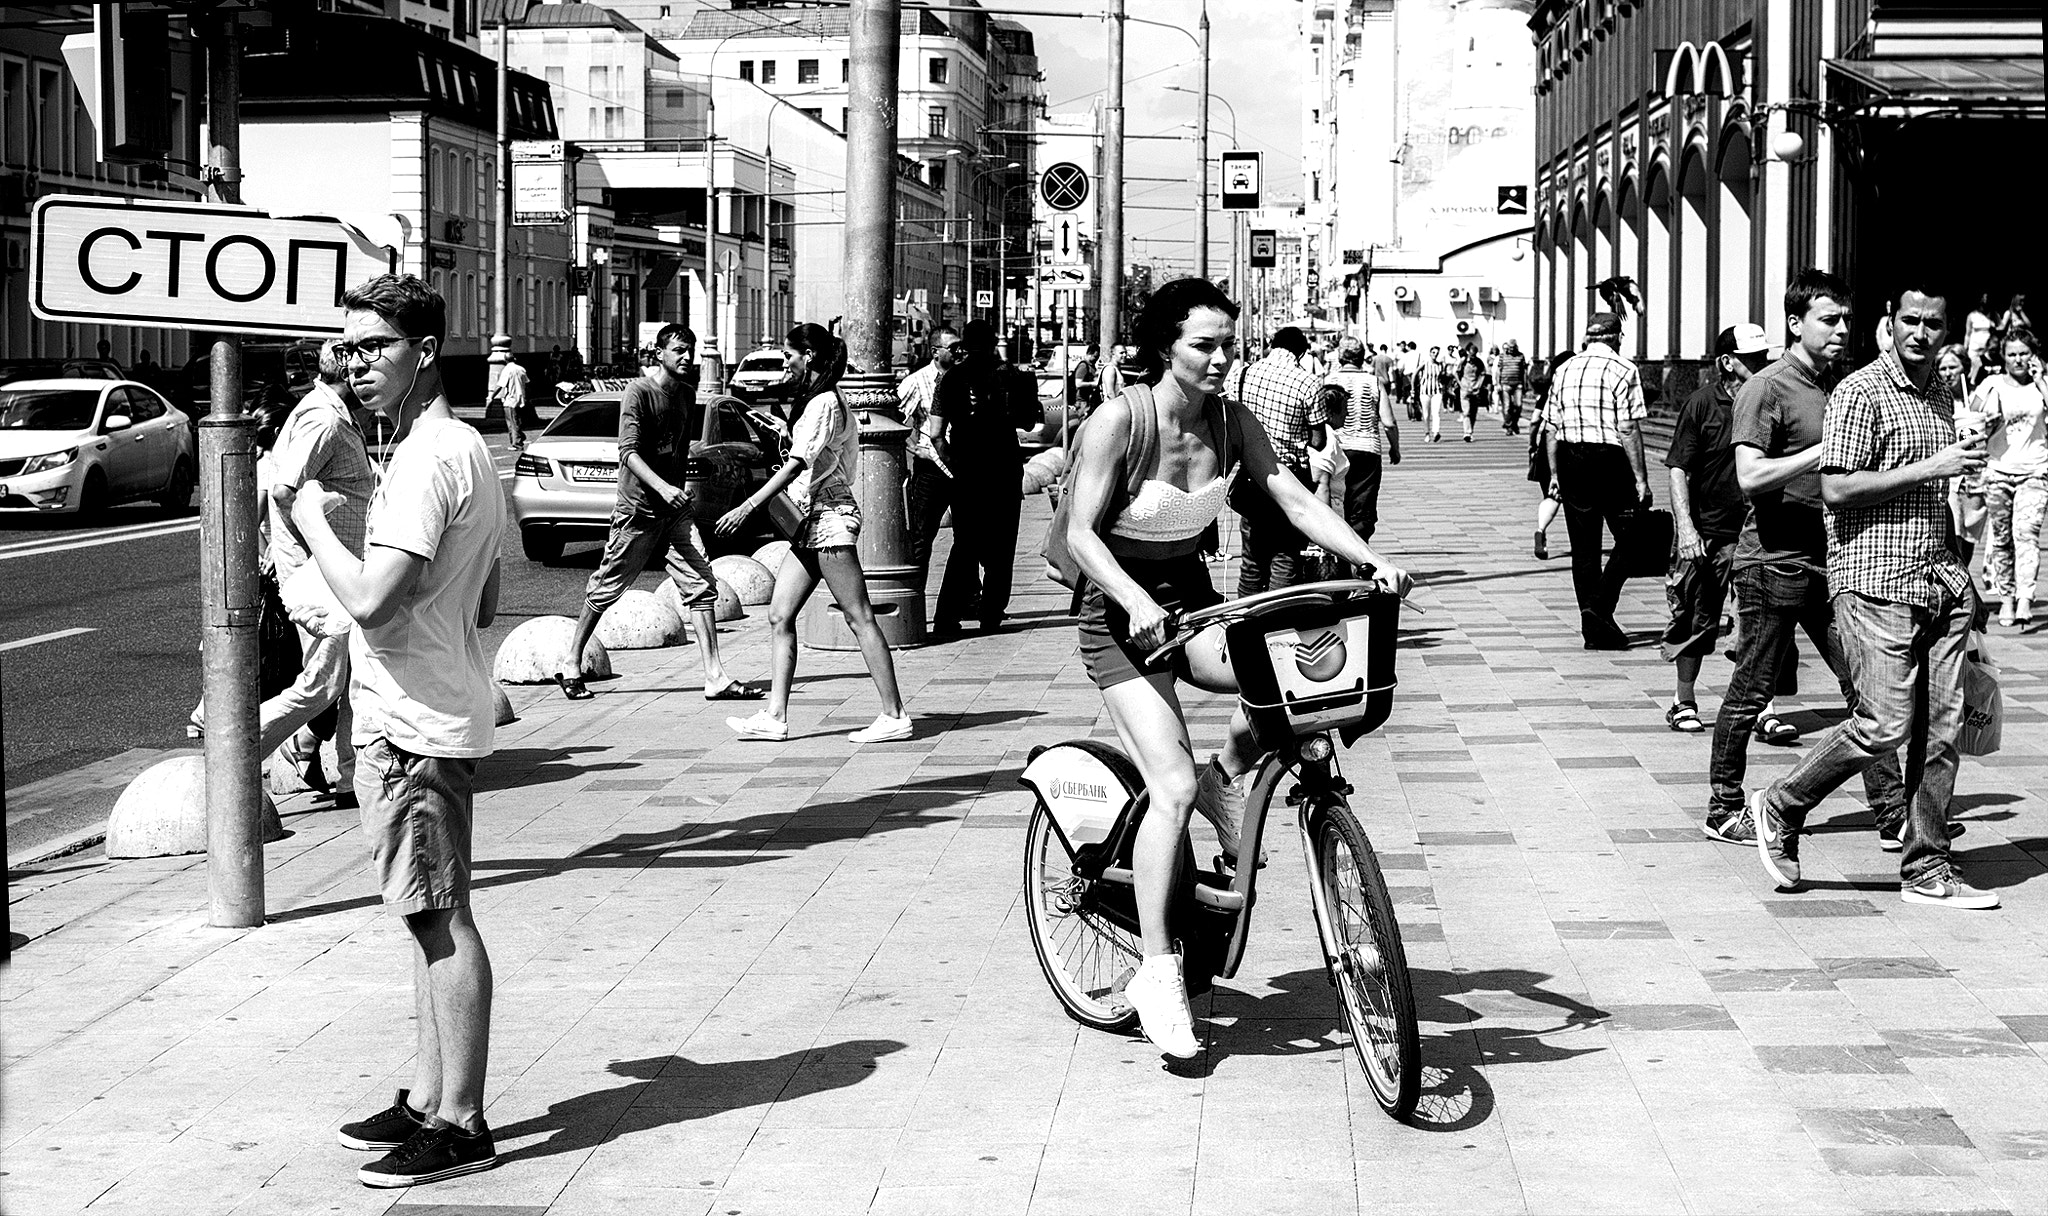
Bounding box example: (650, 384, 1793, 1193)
(354, 737, 478, 916)
(1078, 554, 1223, 690)
(1660, 536, 1736, 661)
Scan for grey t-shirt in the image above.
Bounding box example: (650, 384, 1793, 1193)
(1732, 355, 1831, 573)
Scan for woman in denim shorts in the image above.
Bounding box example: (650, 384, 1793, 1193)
(716, 323, 910, 744)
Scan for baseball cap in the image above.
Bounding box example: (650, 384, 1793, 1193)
(1585, 311, 1623, 338)
(1715, 323, 1769, 357)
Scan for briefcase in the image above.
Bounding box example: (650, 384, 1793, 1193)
(1625, 509, 1676, 578)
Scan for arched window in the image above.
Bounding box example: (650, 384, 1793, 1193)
(1644, 163, 1673, 360)
(1717, 125, 1755, 338)
(1677, 148, 1711, 358)
(1618, 177, 1644, 357)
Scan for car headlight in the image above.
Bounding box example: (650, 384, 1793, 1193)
(19, 448, 77, 475)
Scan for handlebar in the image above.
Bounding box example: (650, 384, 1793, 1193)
(1143, 575, 1398, 666)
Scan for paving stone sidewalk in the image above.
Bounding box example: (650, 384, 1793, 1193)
(5, 424, 2047, 1216)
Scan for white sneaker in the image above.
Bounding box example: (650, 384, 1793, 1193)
(1125, 954, 1201, 1059)
(1194, 760, 1266, 866)
(848, 714, 913, 744)
(728, 711, 788, 741)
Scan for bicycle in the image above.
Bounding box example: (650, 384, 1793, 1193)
(1018, 578, 1421, 1119)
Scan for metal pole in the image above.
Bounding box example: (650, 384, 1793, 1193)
(1096, 0, 1124, 365)
(200, 10, 263, 929)
(1196, 3, 1210, 281)
(812, 0, 920, 648)
(703, 90, 722, 391)
(492, 16, 512, 422)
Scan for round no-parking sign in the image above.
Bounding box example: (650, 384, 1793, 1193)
(1040, 162, 1090, 212)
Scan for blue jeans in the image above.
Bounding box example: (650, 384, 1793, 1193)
(1761, 589, 1972, 882)
(1709, 563, 1902, 821)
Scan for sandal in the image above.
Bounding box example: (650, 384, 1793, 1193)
(1754, 714, 1800, 745)
(1665, 701, 1705, 733)
(704, 679, 767, 701)
(554, 672, 593, 701)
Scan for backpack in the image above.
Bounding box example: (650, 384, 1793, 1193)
(1041, 384, 1233, 590)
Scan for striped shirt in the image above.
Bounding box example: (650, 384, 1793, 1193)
(1820, 351, 1972, 606)
(1546, 342, 1646, 446)
(1236, 351, 1327, 465)
(1325, 366, 1383, 455)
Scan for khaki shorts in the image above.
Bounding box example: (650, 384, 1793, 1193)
(585, 504, 717, 612)
(354, 737, 477, 916)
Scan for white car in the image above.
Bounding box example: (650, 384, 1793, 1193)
(728, 348, 795, 404)
(0, 379, 195, 515)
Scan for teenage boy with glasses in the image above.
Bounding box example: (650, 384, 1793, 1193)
(286, 274, 509, 1187)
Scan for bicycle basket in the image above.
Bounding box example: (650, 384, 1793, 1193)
(1228, 593, 1399, 751)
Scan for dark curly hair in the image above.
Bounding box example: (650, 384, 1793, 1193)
(1129, 277, 1240, 385)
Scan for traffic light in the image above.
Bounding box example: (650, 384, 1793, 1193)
(60, 4, 173, 165)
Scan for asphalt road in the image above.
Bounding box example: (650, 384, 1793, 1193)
(0, 429, 630, 856)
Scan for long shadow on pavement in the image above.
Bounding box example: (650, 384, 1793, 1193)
(490, 1039, 908, 1165)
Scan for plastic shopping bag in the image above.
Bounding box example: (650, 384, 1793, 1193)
(1959, 631, 2002, 757)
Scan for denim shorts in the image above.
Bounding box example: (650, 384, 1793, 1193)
(354, 737, 478, 916)
(798, 499, 862, 550)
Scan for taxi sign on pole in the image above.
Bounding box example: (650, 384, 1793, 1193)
(30, 195, 396, 336)
(1249, 229, 1277, 268)
(1221, 150, 1261, 210)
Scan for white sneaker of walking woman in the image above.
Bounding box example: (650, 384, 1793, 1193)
(1125, 954, 1201, 1059)
(728, 710, 788, 741)
(848, 714, 913, 744)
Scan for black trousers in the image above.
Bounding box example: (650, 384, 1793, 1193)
(1343, 449, 1382, 543)
(934, 465, 1023, 627)
(906, 456, 952, 572)
(1553, 439, 1641, 624)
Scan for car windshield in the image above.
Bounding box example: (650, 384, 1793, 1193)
(545, 396, 621, 439)
(0, 387, 101, 431)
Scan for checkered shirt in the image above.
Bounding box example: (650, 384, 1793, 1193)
(1820, 352, 1972, 606)
(268, 383, 375, 580)
(896, 361, 942, 463)
(1545, 343, 1646, 446)
(1235, 351, 1327, 465)
(1324, 367, 1382, 455)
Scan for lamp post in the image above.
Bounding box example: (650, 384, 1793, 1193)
(952, 152, 1021, 324)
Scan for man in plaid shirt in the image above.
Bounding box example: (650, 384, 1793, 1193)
(1544, 311, 1648, 648)
(1753, 287, 1996, 910)
(1233, 326, 1327, 594)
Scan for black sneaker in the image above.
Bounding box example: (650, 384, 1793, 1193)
(337, 1089, 427, 1151)
(1877, 820, 1966, 852)
(358, 1120, 497, 1188)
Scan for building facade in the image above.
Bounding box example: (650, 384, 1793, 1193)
(1529, 0, 2043, 393)
(0, 6, 207, 368)
(1300, 0, 1537, 356)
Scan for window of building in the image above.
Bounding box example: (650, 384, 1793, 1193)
(929, 57, 948, 85)
(839, 108, 849, 130)
(798, 58, 818, 84)
(759, 60, 776, 84)
(927, 160, 946, 191)
(926, 106, 946, 138)
(799, 107, 822, 122)
(35, 65, 62, 173)
(605, 106, 624, 137)
(739, 60, 754, 82)
(841, 59, 850, 83)
(0, 59, 22, 168)
(588, 65, 609, 100)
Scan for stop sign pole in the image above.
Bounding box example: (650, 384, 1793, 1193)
(198, 10, 264, 929)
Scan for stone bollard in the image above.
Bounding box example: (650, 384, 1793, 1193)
(493, 683, 518, 727)
(107, 754, 285, 859)
(751, 539, 794, 576)
(712, 554, 775, 606)
(494, 615, 614, 684)
(594, 589, 686, 649)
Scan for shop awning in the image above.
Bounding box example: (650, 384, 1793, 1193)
(1824, 56, 2045, 106)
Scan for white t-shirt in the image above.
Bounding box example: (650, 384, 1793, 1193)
(1975, 374, 2048, 477)
(788, 390, 857, 513)
(350, 416, 505, 758)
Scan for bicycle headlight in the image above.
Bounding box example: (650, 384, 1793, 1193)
(1299, 734, 1335, 763)
(19, 448, 77, 475)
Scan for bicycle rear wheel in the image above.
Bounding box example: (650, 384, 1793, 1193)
(1311, 801, 1420, 1120)
(1023, 802, 1143, 1031)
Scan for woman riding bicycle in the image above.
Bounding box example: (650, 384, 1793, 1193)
(1062, 277, 1410, 1059)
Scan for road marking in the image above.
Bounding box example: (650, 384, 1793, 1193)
(0, 627, 97, 652)
(0, 515, 195, 554)
(0, 519, 199, 562)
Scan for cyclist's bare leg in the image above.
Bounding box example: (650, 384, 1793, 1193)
(1101, 671, 1199, 957)
(1178, 624, 1259, 779)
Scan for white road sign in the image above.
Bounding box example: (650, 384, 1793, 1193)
(1038, 264, 1092, 291)
(512, 139, 570, 226)
(31, 196, 396, 336)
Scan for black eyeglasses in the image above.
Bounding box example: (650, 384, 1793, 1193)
(334, 335, 420, 366)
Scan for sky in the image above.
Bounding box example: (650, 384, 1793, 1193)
(1021, 0, 1303, 280)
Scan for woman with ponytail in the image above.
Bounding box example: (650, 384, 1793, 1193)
(715, 323, 911, 742)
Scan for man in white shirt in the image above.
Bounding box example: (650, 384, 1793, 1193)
(899, 325, 961, 574)
(489, 355, 531, 449)
(289, 274, 507, 1189)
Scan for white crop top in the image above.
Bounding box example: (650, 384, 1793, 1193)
(1109, 465, 1238, 543)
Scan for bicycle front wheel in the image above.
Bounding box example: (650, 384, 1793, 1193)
(1312, 801, 1420, 1120)
(1023, 802, 1143, 1032)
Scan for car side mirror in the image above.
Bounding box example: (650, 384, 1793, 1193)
(103, 414, 133, 432)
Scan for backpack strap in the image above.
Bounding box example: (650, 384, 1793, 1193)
(1119, 382, 1158, 500)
